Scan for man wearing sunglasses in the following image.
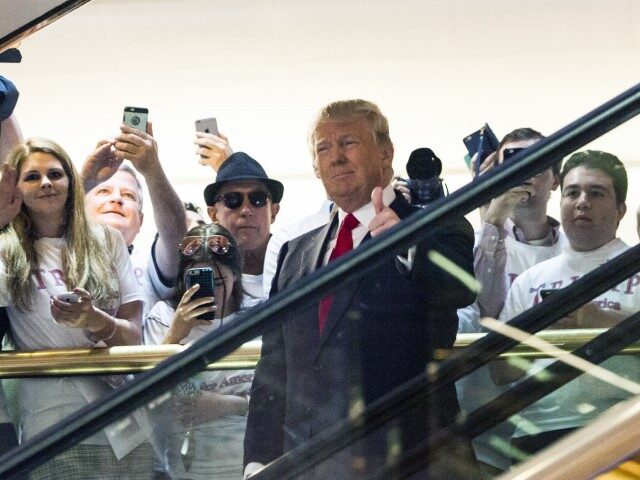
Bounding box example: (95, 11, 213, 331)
(244, 99, 476, 478)
(204, 152, 283, 308)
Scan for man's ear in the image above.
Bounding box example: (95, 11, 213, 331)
(312, 158, 321, 179)
(381, 144, 394, 169)
(207, 206, 218, 222)
(616, 202, 627, 225)
(138, 211, 144, 228)
(270, 203, 280, 224)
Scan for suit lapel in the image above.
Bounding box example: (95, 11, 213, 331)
(315, 192, 414, 351)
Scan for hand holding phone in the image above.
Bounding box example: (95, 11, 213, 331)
(463, 123, 500, 177)
(195, 117, 219, 136)
(194, 118, 232, 171)
(123, 106, 149, 132)
(54, 292, 81, 304)
(185, 267, 216, 321)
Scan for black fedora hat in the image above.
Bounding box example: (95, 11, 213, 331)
(204, 152, 284, 206)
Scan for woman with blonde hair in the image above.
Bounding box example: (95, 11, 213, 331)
(0, 137, 149, 479)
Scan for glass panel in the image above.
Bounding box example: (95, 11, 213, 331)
(1, 2, 638, 479)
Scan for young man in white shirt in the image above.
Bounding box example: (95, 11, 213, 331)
(498, 150, 639, 455)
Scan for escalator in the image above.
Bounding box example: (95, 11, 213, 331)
(0, 79, 636, 478)
(2, 3, 640, 479)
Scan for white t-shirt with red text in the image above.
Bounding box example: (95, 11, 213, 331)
(0, 228, 144, 456)
(499, 237, 640, 436)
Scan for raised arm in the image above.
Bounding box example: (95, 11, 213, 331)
(0, 113, 22, 162)
(0, 163, 22, 230)
(115, 122, 187, 280)
(80, 139, 122, 193)
(194, 131, 233, 172)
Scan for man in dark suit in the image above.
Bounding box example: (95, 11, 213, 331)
(244, 99, 476, 478)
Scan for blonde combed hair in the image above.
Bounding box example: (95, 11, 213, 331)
(307, 99, 393, 156)
(1, 138, 119, 312)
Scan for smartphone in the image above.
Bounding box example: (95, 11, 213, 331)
(195, 117, 219, 136)
(123, 106, 149, 132)
(463, 123, 500, 177)
(503, 147, 525, 161)
(185, 267, 215, 321)
(54, 292, 81, 303)
(539, 289, 555, 300)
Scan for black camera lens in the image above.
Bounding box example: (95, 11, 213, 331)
(131, 116, 140, 126)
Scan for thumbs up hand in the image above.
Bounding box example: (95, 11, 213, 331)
(368, 186, 400, 237)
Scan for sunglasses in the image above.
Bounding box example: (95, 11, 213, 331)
(180, 235, 231, 256)
(215, 190, 270, 210)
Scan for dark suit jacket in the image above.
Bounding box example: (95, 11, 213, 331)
(244, 193, 475, 469)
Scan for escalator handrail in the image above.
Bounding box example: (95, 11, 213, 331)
(0, 1, 92, 52)
(494, 395, 640, 480)
(250, 243, 640, 480)
(2, 329, 637, 379)
(0, 82, 638, 478)
(363, 309, 640, 480)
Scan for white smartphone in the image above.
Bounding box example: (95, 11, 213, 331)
(123, 106, 149, 132)
(195, 117, 219, 136)
(54, 292, 81, 303)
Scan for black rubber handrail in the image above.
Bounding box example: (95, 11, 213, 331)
(0, 82, 638, 479)
(365, 308, 640, 480)
(0, 1, 92, 52)
(250, 243, 640, 480)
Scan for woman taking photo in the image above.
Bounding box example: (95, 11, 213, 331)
(144, 223, 252, 480)
(0, 138, 148, 479)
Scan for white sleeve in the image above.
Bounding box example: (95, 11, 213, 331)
(262, 230, 287, 299)
(110, 228, 144, 306)
(142, 301, 172, 345)
(145, 237, 175, 301)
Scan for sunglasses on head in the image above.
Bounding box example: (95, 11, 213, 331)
(215, 190, 270, 210)
(180, 235, 231, 256)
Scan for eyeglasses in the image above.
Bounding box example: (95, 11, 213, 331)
(214, 191, 270, 210)
(179, 235, 231, 256)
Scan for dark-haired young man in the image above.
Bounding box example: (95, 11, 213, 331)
(498, 150, 640, 455)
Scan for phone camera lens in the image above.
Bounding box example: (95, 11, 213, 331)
(205, 128, 210, 133)
(131, 116, 140, 126)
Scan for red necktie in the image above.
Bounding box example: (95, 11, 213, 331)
(318, 213, 360, 333)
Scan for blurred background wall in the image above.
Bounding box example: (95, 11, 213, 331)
(2, 0, 639, 245)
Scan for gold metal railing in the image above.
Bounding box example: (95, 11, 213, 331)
(1, 330, 639, 378)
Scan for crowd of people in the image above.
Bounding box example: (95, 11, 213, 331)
(0, 70, 639, 480)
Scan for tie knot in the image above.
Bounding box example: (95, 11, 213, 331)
(342, 213, 359, 232)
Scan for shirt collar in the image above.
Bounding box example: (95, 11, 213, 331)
(337, 183, 396, 229)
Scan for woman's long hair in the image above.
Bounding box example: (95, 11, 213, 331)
(172, 223, 244, 317)
(1, 138, 119, 312)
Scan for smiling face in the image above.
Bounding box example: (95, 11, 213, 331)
(84, 169, 144, 246)
(312, 118, 393, 213)
(561, 166, 626, 251)
(206, 180, 279, 254)
(18, 152, 70, 225)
